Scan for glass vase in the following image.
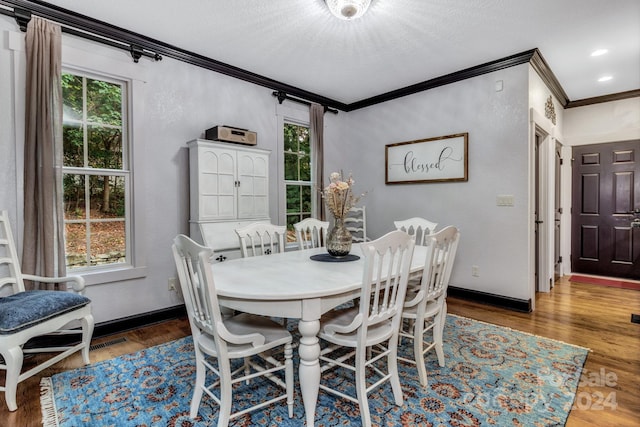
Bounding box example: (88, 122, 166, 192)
(326, 217, 352, 257)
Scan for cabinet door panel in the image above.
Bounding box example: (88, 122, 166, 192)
(238, 152, 269, 219)
(200, 148, 237, 219)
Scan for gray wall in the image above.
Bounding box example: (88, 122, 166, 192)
(323, 65, 532, 300)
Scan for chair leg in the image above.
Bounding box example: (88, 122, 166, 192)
(355, 349, 372, 427)
(81, 314, 95, 365)
(434, 308, 446, 367)
(284, 342, 294, 418)
(388, 340, 404, 407)
(1, 346, 23, 412)
(413, 318, 428, 388)
(190, 349, 206, 419)
(217, 359, 233, 427)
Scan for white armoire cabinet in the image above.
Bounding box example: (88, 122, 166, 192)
(188, 139, 271, 262)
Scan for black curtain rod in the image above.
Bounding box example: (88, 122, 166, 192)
(273, 91, 338, 114)
(0, 4, 161, 63)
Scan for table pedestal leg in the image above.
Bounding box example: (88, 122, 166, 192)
(298, 319, 320, 427)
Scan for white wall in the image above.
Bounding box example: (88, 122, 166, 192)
(563, 97, 640, 146)
(324, 64, 533, 301)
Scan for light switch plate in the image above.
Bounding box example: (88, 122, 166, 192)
(496, 195, 514, 206)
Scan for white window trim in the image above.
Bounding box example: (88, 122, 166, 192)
(276, 102, 315, 249)
(63, 44, 148, 285)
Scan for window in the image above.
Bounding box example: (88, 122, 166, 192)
(61, 72, 130, 270)
(283, 122, 312, 243)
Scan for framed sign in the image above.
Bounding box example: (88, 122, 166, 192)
(385, 133, 468, 184)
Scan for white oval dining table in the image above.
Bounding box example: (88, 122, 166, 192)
(212, 243, 429, 426)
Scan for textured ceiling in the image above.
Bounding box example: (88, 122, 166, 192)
(38, 0, 640, 104)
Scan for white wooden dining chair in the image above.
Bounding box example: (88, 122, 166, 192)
(172, 234, 294, 426)
(0, 210, 94, 411)
(293, 218, 329, 250)
(344, 206, 367, 242)
(318, 230, 415, 426)
(235, 222, 286, 257)
(398, 226, 460, 388)
(394, 217, 438, 246)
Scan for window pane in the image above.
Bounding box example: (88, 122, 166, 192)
(65, 222, 87, 268)
(62, 74, 83, 123)
(284, 152, 298, 181)
(301, 186, 312, 213)
(87, 78, 122, 125)
(63, 123, 84, 167)
(90, 175, 126, 217)
(63, 174, 86, 219)
(299, 130, 310, 155)
(90, 221, 126, 266)
(284, 124, 297, 152)
(300, 154, 311, 181)
(88, 126, 123, 169)
(286, 185, 301, 213)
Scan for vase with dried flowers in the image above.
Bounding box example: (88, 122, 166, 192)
(322, 171, 362, 257)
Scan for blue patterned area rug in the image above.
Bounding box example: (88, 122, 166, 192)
(41, 315, 588, 426)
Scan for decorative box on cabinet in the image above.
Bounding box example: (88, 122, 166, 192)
(188, 139, 271, 261)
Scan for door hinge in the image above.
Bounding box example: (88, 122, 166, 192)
(560, 158, 563, 165)
(559, 207, 563, 214)
(558, 256, 563, 263)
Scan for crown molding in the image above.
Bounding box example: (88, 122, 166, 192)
(346, 49, 538, 111)
(529, 49, 569, 107)
(566, 89, 640, 108)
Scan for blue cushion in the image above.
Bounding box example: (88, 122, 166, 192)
(0, 290, 91, 334)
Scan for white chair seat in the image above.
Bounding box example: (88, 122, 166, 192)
(320, 307, 394, 347)
(198, 313, 292, 358)
(399, 298, 441, 319)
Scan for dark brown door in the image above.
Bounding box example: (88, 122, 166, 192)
(572, 140, 640, 279)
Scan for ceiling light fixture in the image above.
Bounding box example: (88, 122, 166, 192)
(590, 49, 608, 57)
(598, 75, 613, 82)
(325, 0, 372, 20)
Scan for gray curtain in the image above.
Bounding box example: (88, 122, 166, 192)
(22, 17, 66, 290)
(310, 103, 325, 220)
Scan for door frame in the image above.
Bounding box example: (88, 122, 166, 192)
(529, 108, 559, 306)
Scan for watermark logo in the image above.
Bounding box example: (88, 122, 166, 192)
(573, 368, 618, 411)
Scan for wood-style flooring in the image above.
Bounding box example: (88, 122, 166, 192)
(1, 276, 638, 426)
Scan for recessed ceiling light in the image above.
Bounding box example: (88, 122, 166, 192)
(598, 75, 613, 82)
(591, 49, 608, 57)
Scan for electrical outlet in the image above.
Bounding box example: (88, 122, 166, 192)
(168, 277, 178, 292)
(471, 265, 479, 277)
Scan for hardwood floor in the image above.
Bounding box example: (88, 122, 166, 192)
(1, 276, 638, 426)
